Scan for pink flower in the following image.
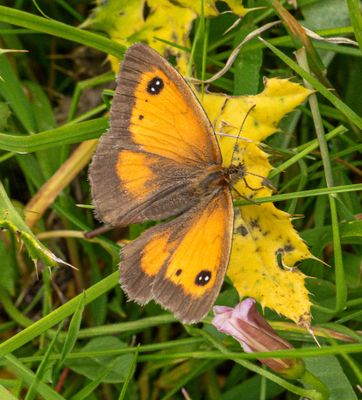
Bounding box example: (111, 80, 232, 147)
(213, 299, 305, 379)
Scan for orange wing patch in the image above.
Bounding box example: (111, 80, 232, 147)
(163, 199, 228, 298)
(116, 150, 156, 200)
(141, 229, 172, 277)
(129, 68, 219, 164)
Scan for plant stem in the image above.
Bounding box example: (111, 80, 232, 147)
(300, 370, 330, 400)
(295, 48, 347, 314)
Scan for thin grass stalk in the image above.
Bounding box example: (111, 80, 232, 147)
(295, 48, 346, 314)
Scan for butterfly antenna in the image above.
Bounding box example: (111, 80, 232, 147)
(227, 104, 277, 196)
(230, 104, 256, 163)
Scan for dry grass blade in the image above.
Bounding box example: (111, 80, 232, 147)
(189, 21, 280, 84)
(303, 27, 358, 46)
(24, 140, 98, 228)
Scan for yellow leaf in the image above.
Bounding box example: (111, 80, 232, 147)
(86, 0, 249, 74)
(221, 0, 249, 16)
(229, 206, 311, 327)
(200, 79, 313, 327)
(84, 0, 145, 44)
(175, 0, 248, 17)
(202, 77, 312, 143)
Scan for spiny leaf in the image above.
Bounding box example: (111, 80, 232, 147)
(0, 180, 72, 269)
(201, 78, 313, 326)
(229, 206, 311, 327)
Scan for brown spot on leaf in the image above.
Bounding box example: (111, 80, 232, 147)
(236, 225, 248, 236)
(284, 244, 294, 252)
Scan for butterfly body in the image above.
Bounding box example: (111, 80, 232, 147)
(90, 43, 245, 323)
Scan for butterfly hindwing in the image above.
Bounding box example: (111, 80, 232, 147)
(120, 188, 233, 323)
(90, 43, 222, 226)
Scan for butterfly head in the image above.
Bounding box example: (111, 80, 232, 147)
(224, 162, 247, 185)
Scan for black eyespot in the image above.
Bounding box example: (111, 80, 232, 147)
(147, 77, 164, 95)
(176, 269, 182, 276)
(195, 270, 212, 286)
(139, 114, 144, 120)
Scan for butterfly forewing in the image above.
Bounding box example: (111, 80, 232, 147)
(90, 43, 222, 227)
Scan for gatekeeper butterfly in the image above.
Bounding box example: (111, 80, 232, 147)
(89, 43, 248, 323)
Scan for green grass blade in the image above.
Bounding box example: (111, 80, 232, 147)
(0, 385, 18, 400)
(118, 346, 139, 400)
(346, 0, 362, 52)
(0, 6, 125, 58)
(0, 117, 107, 152)
(75, 315, 176, 339)
(0, 272, 118, 358)
(0, 291, 32, 328)
(233, 184, 362, 206)
(0, 54, 36, 133)
(67, 73, 114, 122)
(269, 125, 347, 178)
(330, 196, 347, 313)
(70, 358, 119, 400)
(25, 324, 63, 400)
(5, 354, 65, 400)
(56, 293, 85, 369)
